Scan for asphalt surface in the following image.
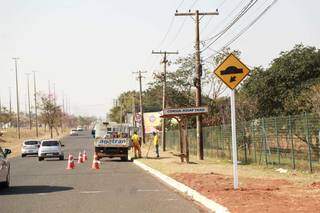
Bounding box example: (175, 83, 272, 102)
(0, 131, 203, 213)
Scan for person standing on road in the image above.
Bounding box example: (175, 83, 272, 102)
(131, 131, 142, 158)
(153, 132, 159, 158)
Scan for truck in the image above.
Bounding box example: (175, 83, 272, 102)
(93, 121, 133, 161)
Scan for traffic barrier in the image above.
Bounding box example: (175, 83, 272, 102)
(66, 154, 75, 169)
(78, 152, 84, 164)
(83, 150, 88, 161)
(91, 153, 100, 170)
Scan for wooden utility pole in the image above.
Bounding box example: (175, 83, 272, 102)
(133, 71, 147, 145)
(175, 10, 219, 160)
(25, 73, 32, 130)
(132, 94, 136, 128)
(152, 50, 178, 152)
(32, 71, 39, 137)
(13, 57, 21, 139)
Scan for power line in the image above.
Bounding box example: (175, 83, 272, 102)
(223, 0, 278, 47)
(202, 0, 247, 40)
(204, 0, 278, 61)
(202, 0, 259, 52)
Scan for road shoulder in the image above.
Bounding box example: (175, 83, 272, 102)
(133, 159, 230, 213)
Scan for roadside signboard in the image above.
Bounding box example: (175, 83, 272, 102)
(214, 53, 250, 90)
(214, 53, 251, 190)
(162, 107, 208, 117)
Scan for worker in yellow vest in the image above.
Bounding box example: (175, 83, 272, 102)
(153, 132, 159, 158)
(131, 131, 142, 158)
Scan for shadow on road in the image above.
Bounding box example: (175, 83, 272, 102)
(0, 185, 73, 195)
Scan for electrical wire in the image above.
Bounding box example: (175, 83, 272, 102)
(224, 0, 278, 47)
(203, 0, 278, 61)
(200, 0, 258, 52)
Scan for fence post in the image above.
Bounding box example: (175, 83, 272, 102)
(288, 115, 296, 170)
(305, 113, 313, 173)
(251, 121, 257, 163)
(274, 117, 281, 165)
(262, 118, 268, 166)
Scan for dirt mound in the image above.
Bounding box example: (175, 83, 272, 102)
(310, 182, 320, 189)
(171, 172, 320, 213)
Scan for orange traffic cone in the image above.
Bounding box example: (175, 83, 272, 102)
(91, 153, 100, 170)
(78, 152, 84, 164)
(66, 154, 75, 169)
(83, 150, 88, 161)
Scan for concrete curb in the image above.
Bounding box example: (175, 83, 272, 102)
(133, 160, 230, 213)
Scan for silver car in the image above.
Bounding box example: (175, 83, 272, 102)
(21, 139, 40, 157)
(38, 140, 64, 161)
(0, 146, 11, 188)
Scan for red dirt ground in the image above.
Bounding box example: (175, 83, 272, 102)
(172, 173, 320, 213)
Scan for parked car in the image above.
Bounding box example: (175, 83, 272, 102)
(69, 129, 78, 136)
(0, 146, 11, 188)
(38, 140, 64, 161)
(21, 139, 40, 157)
(76, 127, 84, 131)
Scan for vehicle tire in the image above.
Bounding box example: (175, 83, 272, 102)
(38, 157, 44, 161)
(3, 169, 10, 188)
(59, 155, 64, 161)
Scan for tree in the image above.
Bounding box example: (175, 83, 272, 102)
(0, 107, 13, 127)
(39, 96, 62, 138)
(241, 44, 320, 117)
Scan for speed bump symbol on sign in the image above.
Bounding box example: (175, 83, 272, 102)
(214, 53, 250, 90)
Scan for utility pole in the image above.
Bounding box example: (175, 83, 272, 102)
(175, 10, 219, 160)
(13, 57, 21, 139)
(132, 93, 136, 128)
(32, 71, 39, 137)
(8, 87, 12, 127)
(48, 80, 51, 101)
(152, 50, 178, 152)
(133, 71, 147, 145)
(25, 73, 32, 130)
(53, 82, 56, 105)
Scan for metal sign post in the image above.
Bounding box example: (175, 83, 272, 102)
(214, 53, 250, 190)
(230, 89, 238, 189)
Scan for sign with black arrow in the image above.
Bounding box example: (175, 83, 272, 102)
(214, 53, 250, 90)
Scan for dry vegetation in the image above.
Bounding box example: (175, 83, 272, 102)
(0, 127, 70, 158)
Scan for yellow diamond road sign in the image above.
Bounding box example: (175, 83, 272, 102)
(214, 53, 250, 90)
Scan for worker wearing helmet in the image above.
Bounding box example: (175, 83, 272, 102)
(131, 131, 142, 158)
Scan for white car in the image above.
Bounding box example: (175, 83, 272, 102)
(0, 146, 11, 188)
(76, 127, 83, 131)
(38, 140, 64, 161)
(69, 129, 78, 136)
(21, 139, 40, 157)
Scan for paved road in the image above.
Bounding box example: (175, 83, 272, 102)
(0, 131, 204, 213)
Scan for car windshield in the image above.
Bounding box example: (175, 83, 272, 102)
(42, 141, 59, 146)
(24, 141, 39, 145)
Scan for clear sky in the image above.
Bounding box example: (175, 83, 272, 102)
(0, 0, 319, 117)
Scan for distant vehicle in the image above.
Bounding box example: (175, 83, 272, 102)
(76, 127, 84, 131)
(94, 121, 133, 161)
(0, 146, 11, 188)
(21, 140, 40, 157)
(69, 129, 78, 136)
(38, 140, 64, 161)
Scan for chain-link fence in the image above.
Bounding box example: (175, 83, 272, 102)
(166, 113, 320, 172)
